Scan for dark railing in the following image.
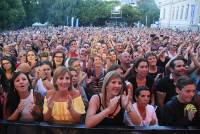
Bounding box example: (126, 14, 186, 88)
(0, 120, 200, 134)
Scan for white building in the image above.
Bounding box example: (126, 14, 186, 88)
(155, 0, 200, 30)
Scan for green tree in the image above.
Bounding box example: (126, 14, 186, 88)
(0, 0, 25, 30)
(121, 4, 141, 26)
(137, 0, 160, 26)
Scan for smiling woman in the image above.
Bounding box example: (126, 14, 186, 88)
(4, 71, 43, 121)
(85, 71, 141, 128)
(43, 66, 85, 124)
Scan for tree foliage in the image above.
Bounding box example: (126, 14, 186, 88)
(0, 0, 25, 30)
(0, 0, 160, 30)
(137, 0, 160, 26)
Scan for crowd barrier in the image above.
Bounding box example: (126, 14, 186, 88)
(0, 120, 200, 134)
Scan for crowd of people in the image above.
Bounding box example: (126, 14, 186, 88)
(0, 26, 200, 129)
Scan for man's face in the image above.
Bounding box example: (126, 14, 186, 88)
(172, 60, 187, 76)
(120, 52, 130, 65)
(177, 84, 196, 103)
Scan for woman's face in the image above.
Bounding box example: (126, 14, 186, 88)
(54, 53, 64, 66)
(14, 73, 30, 93)
(27, 51, 37, 63)
(135, 61, 148, 77)
(19, 52, 27, 63)
(136, 90, 150, 106)
(93, 56, 102, 68)
(2, 60, 11, 70)
(110, 51, 117, 61)
(72, 60, 81, 73)
(70, 70, 78, 86)
(56, 72, 71, 91)
(147, 55, 157, 66)
(107, 77, 122, 97)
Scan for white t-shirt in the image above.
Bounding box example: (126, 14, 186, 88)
(124, 103, 158, 126)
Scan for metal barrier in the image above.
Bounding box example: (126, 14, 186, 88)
(0, 120, 200, 134)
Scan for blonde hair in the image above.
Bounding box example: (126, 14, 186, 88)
(101, 71, 123, 108)
(53, 66, 73, 91)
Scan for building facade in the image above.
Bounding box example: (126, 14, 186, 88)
(155, 0, 200, 30)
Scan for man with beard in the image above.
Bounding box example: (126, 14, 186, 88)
(156, 56, 187, 108)
(119, 52, 131, 73)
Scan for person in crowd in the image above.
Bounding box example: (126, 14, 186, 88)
(1, 56, 16, 92)
(52, 50, 65, 72)
(43, 66, 85, 123)
(4, 71, 43, 121)
(85, 71, 141, 127)
(17, 50, 27, 66)
(127, 58, 155, 103)
(145, 52, 164, 79)
(36, 61, 54, 97)
(124, 86, 158, 126)
(68, 58, 87, 86)
(161, 76, 200, 126)
(119, 52, 131, 73)
(156, 56, 187, 108)
(85, 55, 106, 100)
(26, 50, 38, 69)
(69, 67, 88, 109)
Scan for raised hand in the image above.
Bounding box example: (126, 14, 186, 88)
(121, 91, 131, 110)
(107, 96, 120, 114)
(16, 101, 25, 113)
(47, 96, 54, 110)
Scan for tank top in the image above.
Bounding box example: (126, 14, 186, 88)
(96, 94, 124, 126)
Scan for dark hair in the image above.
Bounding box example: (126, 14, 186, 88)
(175, 76, 194, 90)
(1, 56, 16, 73)
(6, 71, 32, 115)
(169, 55, 187, 69)
(68, 58, 79, 67)
(135, 86, 150, 98)
(145, 52, 157, 59)
(39, 51, 49, 58)
(26, 50, 38, 63)
(107, 64, 124, 73)
(40, 60, 53, 69)
(134, 57, 148, 69)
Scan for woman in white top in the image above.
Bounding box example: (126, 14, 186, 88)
(124, 86, 158, 126)
(4, 71, 43, 121)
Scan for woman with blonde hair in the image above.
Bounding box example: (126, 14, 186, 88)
(85, 71, 141, 128)
(43, 66, 85, 124)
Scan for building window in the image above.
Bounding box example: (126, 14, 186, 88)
(185, 4, 189, 20)
(176, 6, 179, 20)
(180, 6, 184, 20)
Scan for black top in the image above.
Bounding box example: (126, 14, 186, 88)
(148, 66, 164, 79)
(0, 68, 10, 92)
(156, 75, 177, 104)
(127, 75, 154, 100)
(161, 96, 200, 126)
(96, 94, 125, 126)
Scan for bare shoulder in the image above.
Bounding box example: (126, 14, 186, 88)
(89, 94, 101, 105)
